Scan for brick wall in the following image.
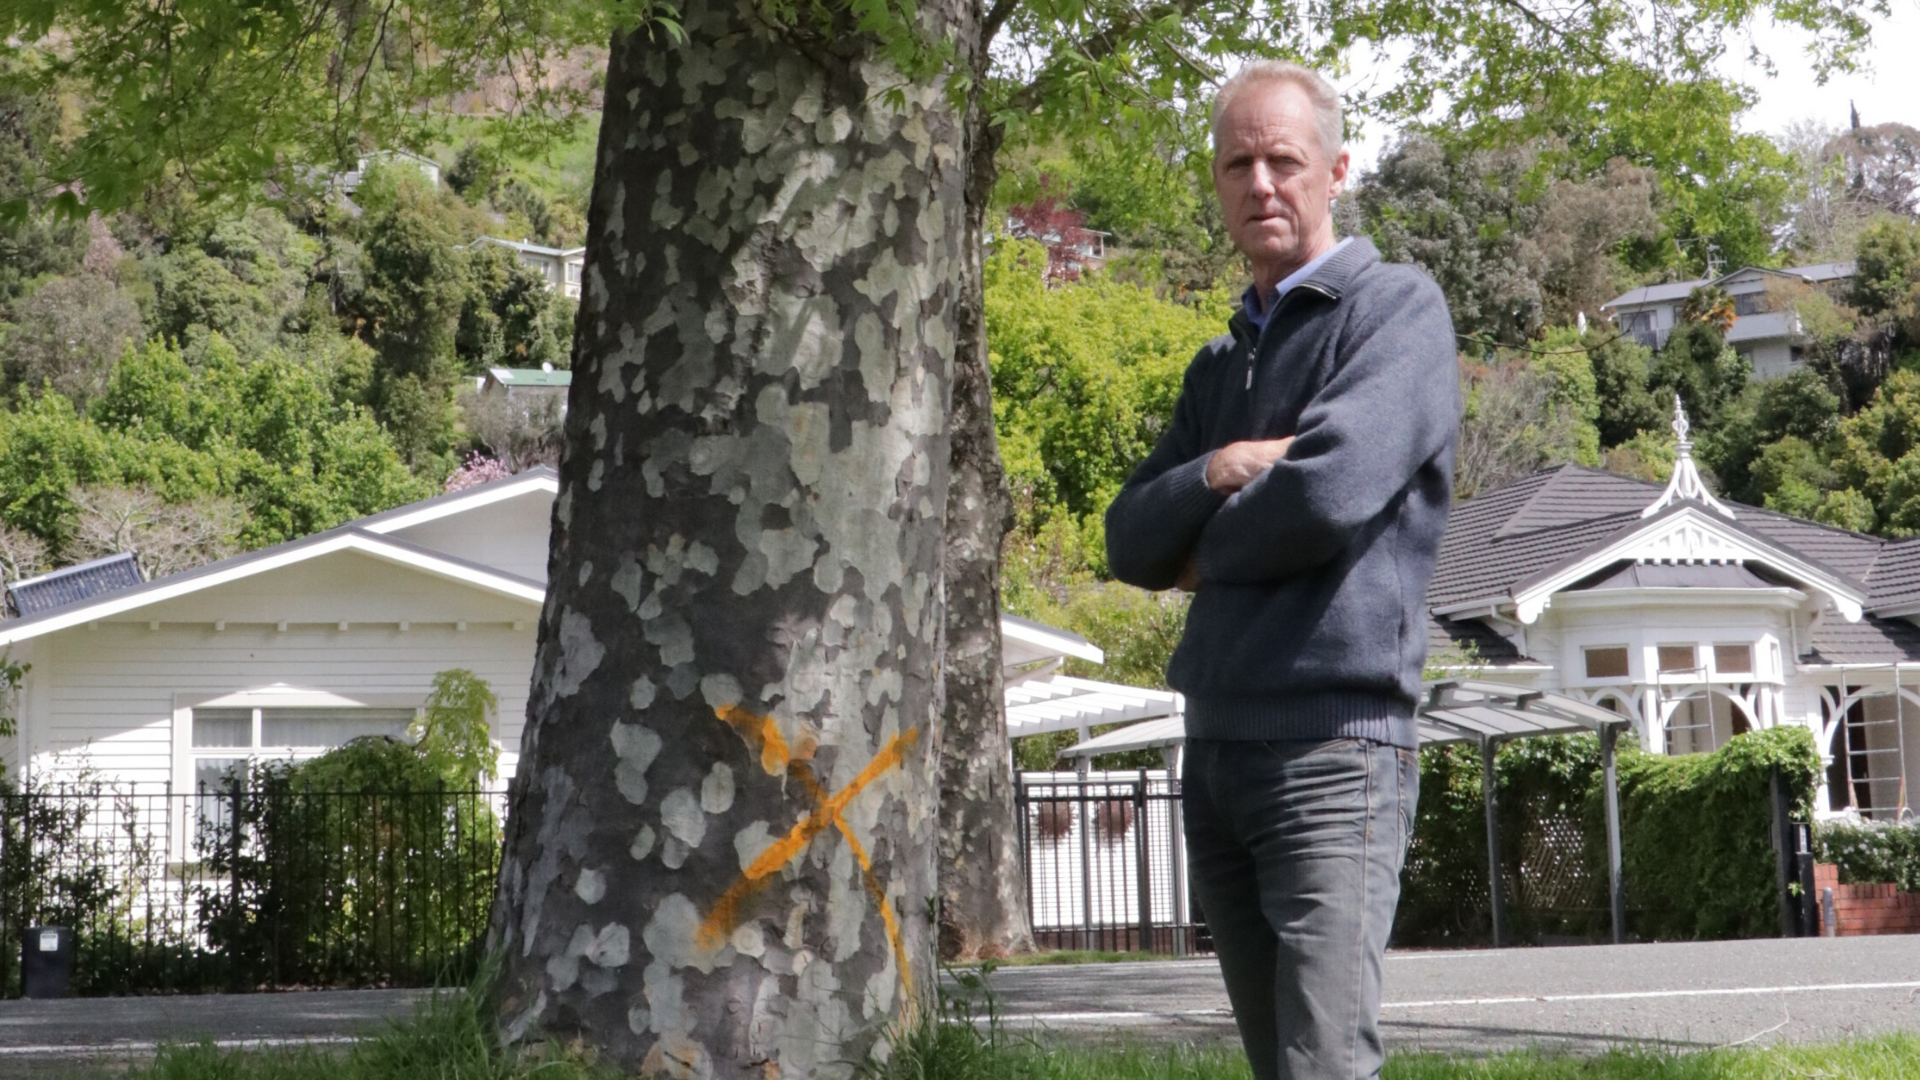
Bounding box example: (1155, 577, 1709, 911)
(1814, 863, 1920, 936)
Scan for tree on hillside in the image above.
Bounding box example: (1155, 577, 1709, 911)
(5, 0, 1889, 1069)
(0, 273, 143, 406)
(68, 485, 244, 579)
(1830, 121, 1920, 217)
(1342, 134, 1661, 346)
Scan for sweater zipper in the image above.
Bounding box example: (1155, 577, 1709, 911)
(1246, 283, 1335, 393)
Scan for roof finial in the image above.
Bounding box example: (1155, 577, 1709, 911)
(1642, 396, 1735, 519)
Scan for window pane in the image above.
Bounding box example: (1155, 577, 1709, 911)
(260, 708, 414, 748)
(1658, 645, 1698, 674)
(1714, 644, 1754, 674)
(1584, 647, 1629, 679)
(193, 757, 246, 793)
(192, 708, 253, 748)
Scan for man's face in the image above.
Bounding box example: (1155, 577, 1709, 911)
(1212, 81, 1349, 277)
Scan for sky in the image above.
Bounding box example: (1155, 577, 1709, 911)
(1338, 0, 1920, 175)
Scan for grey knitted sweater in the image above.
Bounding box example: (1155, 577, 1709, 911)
(1104, 239, 1458, 748)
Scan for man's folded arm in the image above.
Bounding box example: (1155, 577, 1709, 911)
(1105, 361, 1226, 591)
(1194, 276, 1458, 585)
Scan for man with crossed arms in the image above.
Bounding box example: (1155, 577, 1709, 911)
(1105, 61, 1458, 1080)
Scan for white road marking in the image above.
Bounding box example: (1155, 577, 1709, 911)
(1383, 980, 1920, 1008)
(0, 1035, 363, 1056)
(1000, 1009, 1233, 1023)
(995, 979, 1920, 1026)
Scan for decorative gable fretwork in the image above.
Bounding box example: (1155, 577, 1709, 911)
(1512, 504, 1865, 624)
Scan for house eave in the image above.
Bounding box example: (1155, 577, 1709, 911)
(1547, 586, 1809, 613)
(1509, 504, 1865, 625)
(0, 532, 544, 649)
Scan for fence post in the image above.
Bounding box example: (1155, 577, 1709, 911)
(1795, 821, 1819, 937)
(1133, 769, 1151, 953)
(1013, 773, 1032, 940)
(1770, 766, 1796, 937)
(227, 774, 244, 993)
(1601, 723, 1625, 945)
(1077, 777, 1093, 951)
(1481, 736, 1506, 949)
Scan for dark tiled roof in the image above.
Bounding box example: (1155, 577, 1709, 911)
(1803, 616, 1920, 665)
(1867, 539, 1920, 611)
(1433, 463, 1920, 665)
(1433, 465, 1883, 611)
(1427, 616, 1535, 668)
(8, 553, 144, 616)
(1431, 467, 1644, 610)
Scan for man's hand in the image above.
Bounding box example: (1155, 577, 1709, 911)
(1174, 560, 1202, 592)
(1206, 437, 1294, 494)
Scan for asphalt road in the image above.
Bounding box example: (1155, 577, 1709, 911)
(0, 936, 1916, 1071)
(983, 935, 1920, 1054)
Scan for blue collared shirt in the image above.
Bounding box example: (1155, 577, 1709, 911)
(1240, 236, 1355, 332)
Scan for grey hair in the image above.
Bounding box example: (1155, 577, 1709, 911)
(1211, 61, 1345, 161)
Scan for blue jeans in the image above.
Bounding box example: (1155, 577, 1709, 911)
(1182, 737, 1417, 1080)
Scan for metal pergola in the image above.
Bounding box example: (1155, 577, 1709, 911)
(1059, 679, 1634, 948)
(1418, 680, 1633, 948)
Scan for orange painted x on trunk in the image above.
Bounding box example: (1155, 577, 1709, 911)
(700, 706, 917, 1003)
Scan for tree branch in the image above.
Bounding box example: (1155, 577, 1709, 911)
(995, 0, 1208, 120)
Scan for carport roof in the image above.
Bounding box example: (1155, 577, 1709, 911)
(1057, 679, 1629, 758)
(1418, 679, 1632, 744)
(1006, 676, 1181, 739)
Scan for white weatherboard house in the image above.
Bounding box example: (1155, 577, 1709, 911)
(0, 470, 558, 794)
(0, 467, 1110, 798)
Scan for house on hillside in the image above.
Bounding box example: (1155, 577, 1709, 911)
(472, 237, 586, 299)
(480, 365, 571, 408)
(1603, 261, 1854, 380)
(1430, 404, 1920, 820)
(335, 149, 442, 194)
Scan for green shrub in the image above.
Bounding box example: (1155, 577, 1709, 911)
(1614, 725, 1818, 940)
(1396, 726, 1820, 945)
(1815, 819, 1920, 891)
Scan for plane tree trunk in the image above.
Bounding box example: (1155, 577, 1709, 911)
(936, 111, 1034, 961)
(487, 0, 974, 1071)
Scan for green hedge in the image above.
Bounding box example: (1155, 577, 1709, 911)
(1613, 725, 1818, 940)
(1396, 726, 1819, 945)
(1816, 820, 1920, 891)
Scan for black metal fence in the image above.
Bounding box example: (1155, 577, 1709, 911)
(0, 779, 504, 996)
(1014, 770, 1205, 955)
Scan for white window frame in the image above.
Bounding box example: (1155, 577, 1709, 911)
(1581, 644, 1633, 683)
(172, 689, 423, 860)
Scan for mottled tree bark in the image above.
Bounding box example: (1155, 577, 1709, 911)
(936, 107, 1033, 961)
(487, 1, 974, 1071)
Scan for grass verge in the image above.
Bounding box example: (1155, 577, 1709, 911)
(64, 977, 1920, 1080)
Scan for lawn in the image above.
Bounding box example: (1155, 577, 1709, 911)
(77, 987, 1920, 1080)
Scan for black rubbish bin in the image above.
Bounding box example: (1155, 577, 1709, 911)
(22, 926, 73, 999)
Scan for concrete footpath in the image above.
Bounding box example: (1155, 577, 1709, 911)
(0, 936, 1916, 1071)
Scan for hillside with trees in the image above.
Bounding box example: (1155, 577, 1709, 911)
(0, 69, 586, 584)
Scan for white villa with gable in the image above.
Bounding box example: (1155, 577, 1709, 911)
(1431, 404, 1920, 820)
